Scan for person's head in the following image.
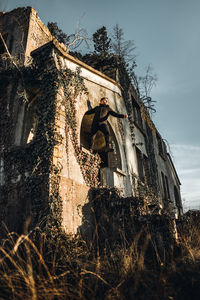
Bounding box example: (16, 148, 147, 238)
(100, 97, 108, 105)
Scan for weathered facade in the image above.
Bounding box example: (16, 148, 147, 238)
(0, 7, 182, 234)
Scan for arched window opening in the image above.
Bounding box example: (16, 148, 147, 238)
(26, 112, 38, 144)
(23, 90, 40, 145)
(24, 102, 38, 145)
(80, 112, 122, 170)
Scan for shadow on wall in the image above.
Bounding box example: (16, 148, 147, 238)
(78, 187, 122, 249)
(78, 187, 178, 258)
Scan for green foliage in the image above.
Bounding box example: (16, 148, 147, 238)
(47, 22, 69, 45)
(0, 55, 64, 231)
(0, 47, 102, 234)
(56, 58, 101, 187)
(93, 26, 111, 56)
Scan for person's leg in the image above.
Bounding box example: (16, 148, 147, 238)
(89, 127, 98, 149)
(99, 124, 113, 151)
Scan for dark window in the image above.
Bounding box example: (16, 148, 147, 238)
(0, 33, 8, 54)
(165, 175, 170, 200)
(0, 33, 14, 54)
(8, 35, 14, 53)
(157, 133, 163, 154)
(136, 147, 144, 181)
(132, 96, 143, 129)
(161, 171, 168, 206)
(156, 133, 166, 158)
(143, 155, 150, 184)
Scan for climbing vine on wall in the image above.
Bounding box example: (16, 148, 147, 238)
(56, 59, 101, 187)
(0, 46, 103, 235)
(0, 43, 166, 235)
(0, 52, 64, 233)
(141, 104, 156, 134)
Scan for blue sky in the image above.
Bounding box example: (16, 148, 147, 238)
(2, 0, 200, 210)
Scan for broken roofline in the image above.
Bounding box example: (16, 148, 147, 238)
(31, 40, 122, 92)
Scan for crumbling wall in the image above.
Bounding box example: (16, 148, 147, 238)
(0, 7, 54, 63)
(79, 187, 178, 258)
(25, 7, 54, 61)
(33, 43, 133, 234)
(0, 7, 182, 236)
(0, 7, 31, 60)
(0, 47, 60, 233)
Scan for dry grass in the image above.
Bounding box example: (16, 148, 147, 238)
(0, 213, 199, 300)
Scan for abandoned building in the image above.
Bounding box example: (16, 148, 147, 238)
(0, 7, 183, 234)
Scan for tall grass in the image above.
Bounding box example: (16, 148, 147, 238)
(0, 212, 200, 300)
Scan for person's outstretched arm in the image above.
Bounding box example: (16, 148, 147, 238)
(109, 109, 128, 119)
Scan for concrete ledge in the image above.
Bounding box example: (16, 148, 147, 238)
(115, 168, 127, 176)
(31, 40, 122, 91)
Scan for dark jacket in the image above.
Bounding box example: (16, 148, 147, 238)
(85, 104, 124, 131)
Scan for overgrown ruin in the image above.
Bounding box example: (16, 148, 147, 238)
(0, 7, 183, 235)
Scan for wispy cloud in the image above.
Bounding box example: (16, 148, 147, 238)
(170, 144, 200, 210)
(179, 168, 200, 175)
(171, 144, 200, 151)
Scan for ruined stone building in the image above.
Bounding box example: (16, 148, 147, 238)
(0, 7, 183, 234)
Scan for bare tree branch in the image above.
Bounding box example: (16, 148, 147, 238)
(67, 27, 90, 50)
(0, 33, 29, 102)
(112, 24, 136, 63)
(0, 33, 19, 70)
(129, 64, 157, 114)
(48, 20, 90, 53)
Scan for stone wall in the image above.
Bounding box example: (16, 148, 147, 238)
(0, 7, 183, 235)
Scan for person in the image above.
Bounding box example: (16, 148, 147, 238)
(85, 97, 128, 152)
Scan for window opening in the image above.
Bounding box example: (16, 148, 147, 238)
(8, 35, 14, 53)
(23, 102, 38, 145)
(165, 175, 170, 200)
(136, 147, 144, 181)
(161, 171, 168, 207)
(156, 133, 166, 158)
(80, 113, 122, 170)
(0, 33, 8, 54)
(132, 96, 143, 129)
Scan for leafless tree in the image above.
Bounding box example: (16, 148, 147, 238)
(48, 20, 90, 52)
(130, 64, 157, 114)
(67, 27, 90, 51)
(112, 24, 136, 64)
(0, 32, 30, 103)
(0, 33, 19, 68)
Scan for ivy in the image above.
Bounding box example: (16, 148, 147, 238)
(0, 46, 164, 236)
(56, 58, 101, 187)
(0, 50, 102, 235)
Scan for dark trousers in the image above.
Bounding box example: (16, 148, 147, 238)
(90, 124, 110, 148)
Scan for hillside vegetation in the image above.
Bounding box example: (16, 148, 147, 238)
(0, 209, 199, 300)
